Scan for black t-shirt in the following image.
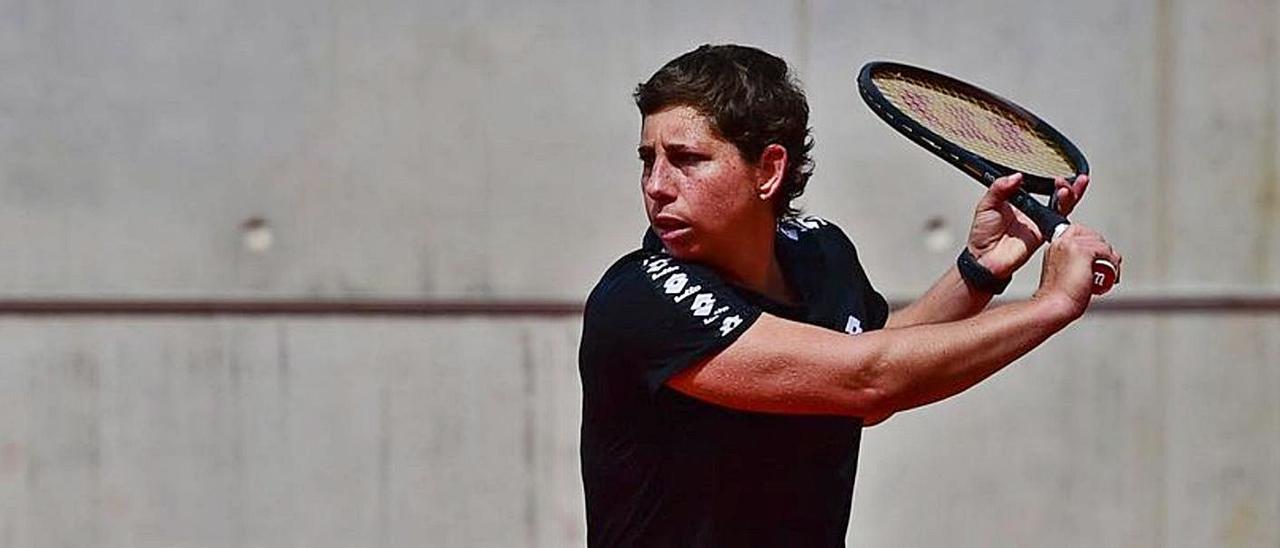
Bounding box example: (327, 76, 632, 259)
(578, 217, 890, 547)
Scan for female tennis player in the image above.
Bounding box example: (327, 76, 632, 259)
(578, 44, 1121, 547)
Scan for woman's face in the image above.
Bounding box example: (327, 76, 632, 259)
(638, 105, 763, 262)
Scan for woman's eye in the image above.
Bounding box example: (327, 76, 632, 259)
(673, 153, 704, 166)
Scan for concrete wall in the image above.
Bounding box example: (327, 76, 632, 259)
(0, 318, 585, 548)
(0, 1, 1276, 547)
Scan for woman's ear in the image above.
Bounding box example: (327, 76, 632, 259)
(756, 144, 788, 201)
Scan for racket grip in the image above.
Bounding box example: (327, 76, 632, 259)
(1050, 224, 1117, 295)
(1013, 191, 1117, 295)
(1091, 259, 1118, 295)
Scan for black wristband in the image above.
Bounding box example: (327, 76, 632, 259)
(957, 247, 1011, 295)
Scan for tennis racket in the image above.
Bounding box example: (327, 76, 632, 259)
(857, 61, 1116, 294)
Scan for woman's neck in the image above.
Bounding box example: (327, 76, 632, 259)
(711, 225, 798, 306)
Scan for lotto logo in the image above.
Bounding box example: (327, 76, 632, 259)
(718, 315, 743, 336)
(643, 255, 746, 337)
(779, 215, 830, 240)
(845, 315, 863, 335)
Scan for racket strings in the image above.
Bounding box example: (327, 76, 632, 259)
(873, 72, 1077, 179)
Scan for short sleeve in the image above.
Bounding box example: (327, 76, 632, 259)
(846, 240, 890, 331)
(580, 252, 763, 397)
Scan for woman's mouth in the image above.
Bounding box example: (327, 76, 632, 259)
(652, 216, 691, 240)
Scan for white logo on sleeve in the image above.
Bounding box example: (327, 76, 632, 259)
(690, 293, 716, 316)
(718, 315, 743, 336)
(642, 254, 748, 337)
(844, 315, 863, 335)
(779, 215, 831, 240)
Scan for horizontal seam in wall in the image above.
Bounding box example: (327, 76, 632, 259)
(0, 294, 1278, 316)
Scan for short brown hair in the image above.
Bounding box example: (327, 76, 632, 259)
(634, 44, 815, 218)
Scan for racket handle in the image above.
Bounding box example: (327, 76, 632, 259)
(1049, 224, 1117, 295)
(1009, 191, 1116, 296)
(1091, 259, 1118, 294)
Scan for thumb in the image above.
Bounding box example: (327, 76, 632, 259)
(977, 173, 1023, 211)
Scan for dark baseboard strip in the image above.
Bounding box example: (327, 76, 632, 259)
(0, 294, 1278, 317)
(0, 299, 585, 317)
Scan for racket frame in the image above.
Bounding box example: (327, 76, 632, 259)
(857, 61, 1116, 293)
(857, 61, 1088, 197)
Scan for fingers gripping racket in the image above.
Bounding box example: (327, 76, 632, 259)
(857, 61, 1117, 294)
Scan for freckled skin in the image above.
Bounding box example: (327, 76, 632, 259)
(638, 106, 776, 275)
